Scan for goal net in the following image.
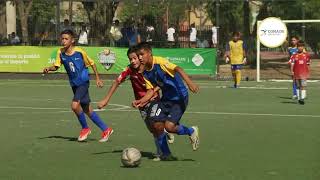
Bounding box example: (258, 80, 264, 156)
(256, 20, 320, 81)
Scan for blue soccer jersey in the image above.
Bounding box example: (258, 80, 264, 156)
(288, 47, 298, 56)
(54, 47, 94, 86)
(143, 56, 188, 101)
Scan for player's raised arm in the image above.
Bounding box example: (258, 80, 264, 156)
(174, 66, 199, 93)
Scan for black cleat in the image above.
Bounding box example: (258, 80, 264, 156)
(298, 99, 305, 105)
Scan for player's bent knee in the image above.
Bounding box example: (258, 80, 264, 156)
(164, 123, 176, 133)
(71, 103, 79, 111)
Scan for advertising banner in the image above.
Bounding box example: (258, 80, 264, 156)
(0, 46, 216, 75)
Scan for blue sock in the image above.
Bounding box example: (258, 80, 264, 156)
(293, 82, 297, 96)
(77, 112, 88, 129)
(154, 137, 162, 156)
(157, 133, 171, 156)
(89, 111, 108, 131)
(177, 125, 194, 136)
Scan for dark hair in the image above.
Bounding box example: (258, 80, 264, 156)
(60, 29, 75, 38)
(136, 42, 152, 52)
(291, 36, 299, 40)
(297, 40, 305, 47)
(232, 31, 241, 37)
(127, 46, 138, 56)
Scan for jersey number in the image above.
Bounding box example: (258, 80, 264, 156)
(69, 62, 75, 72)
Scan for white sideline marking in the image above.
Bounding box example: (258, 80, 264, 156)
(214, 86, 288, 90)
(1, 105, 320, 118)
(270, 79, 320, 82)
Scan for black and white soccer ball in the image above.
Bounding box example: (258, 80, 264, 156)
(121, 147, 141, 167)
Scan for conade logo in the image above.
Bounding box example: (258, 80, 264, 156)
(258, 17, 287, 48)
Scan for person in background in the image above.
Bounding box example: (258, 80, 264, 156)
(166, 24, 175, 48)
(212, 25, 218, 48)
(78, 25, 88, 46)
(287, 36, 300, 99)
(10, 32, 20, 45)
(189, 23, 197, 48)
(224, 31, 247, 88)
(110, 20, 123, 47)
(290, 40, 311, 105)
(126, 23, 140, 47)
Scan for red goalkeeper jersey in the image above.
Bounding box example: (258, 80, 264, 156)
(290, 52, 311, 79)
(116, 66, 149, 100)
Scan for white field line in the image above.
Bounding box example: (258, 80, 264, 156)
(1, 105, 320, 118)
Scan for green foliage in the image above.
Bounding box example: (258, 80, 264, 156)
(30, 0, 55, 24)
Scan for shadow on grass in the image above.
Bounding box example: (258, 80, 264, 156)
(93, 149, 195, 162)
(278, 96, 293, 100)
(281, 101, 297, 104)
(38, 136, 97, 142)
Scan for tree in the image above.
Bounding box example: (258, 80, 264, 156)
(13, 0, 33, 45)
(82, 0, 117, 45)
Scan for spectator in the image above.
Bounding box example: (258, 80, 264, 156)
(166, 24, 175, 48)
(110, 20, 122, 47)
(212, 25, 217, 47)
(146, 24, 155, 43)
(78, 25, 88, 45)
(9, 32, 20, 45)
(189, 23, 197, 48)
(60, 19, 73, 32)
(126, 24, 140, 47)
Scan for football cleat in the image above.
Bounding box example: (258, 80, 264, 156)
(190, 126, 200, 151)
(78, 128, 91, 142)
(99, 127, 114, 142)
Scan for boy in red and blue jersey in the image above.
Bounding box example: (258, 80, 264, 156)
(133, 42, 200, 160)
(43, 30, 113, 142)
(97, 46, 174, 160)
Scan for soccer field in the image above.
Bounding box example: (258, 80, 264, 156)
(0, 79, 319, 180)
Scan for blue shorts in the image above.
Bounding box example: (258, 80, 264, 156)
(146, 96, 189, 124)
(71, 81, 90, 105)
(231, 64, 243, 71)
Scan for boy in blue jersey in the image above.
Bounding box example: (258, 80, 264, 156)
(43, 30, 113, 142)
(133, 42, 200, 160)
(288, 36, 299, 99)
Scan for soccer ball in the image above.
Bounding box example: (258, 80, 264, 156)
(121, 147, 141, 167)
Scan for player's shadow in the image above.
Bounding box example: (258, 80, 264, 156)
(39, 135, 96, 142)
(93, 149, 195, 161)
(278, 96, 297, 104)
(278, 96, 292, 100)
(281, 101, 297, 104)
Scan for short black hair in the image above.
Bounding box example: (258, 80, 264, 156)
(232, 31, 241, 37)
(136, 42, 152, 52)
(297, 40, 305, 47)
(60, 29, 75, 38)
(127, 46, 138, 56)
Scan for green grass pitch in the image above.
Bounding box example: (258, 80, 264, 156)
(0, 79, 319, 180)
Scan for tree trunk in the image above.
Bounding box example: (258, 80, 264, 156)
(0, 1, 6, 38)
(16, 0, 33, 45)
(243, 0, 250, 41)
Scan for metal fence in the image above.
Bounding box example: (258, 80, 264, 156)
(0, 23, 215, 48)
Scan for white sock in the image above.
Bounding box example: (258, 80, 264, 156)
(296, 89, 301, 100)
(301, 90, 306, 99)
